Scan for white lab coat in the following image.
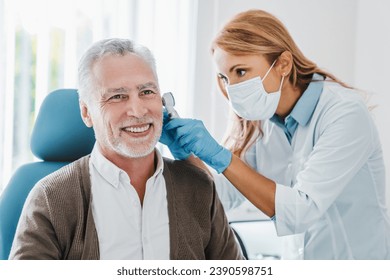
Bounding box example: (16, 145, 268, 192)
(214, 82, 390, 259)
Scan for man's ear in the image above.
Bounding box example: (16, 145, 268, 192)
(277, 51, 293, 77)
(79, 100, 93, 127)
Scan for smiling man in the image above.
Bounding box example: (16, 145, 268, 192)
(9, 38, 243, 260)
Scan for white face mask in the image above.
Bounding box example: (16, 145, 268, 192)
(225, 60, 284, 120)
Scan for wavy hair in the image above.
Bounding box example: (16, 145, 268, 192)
(212, 9, 349, 159)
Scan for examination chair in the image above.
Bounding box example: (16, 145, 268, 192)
(0, 89, 95, 259)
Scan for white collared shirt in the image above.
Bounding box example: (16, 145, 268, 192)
(89, 145, 169, 259)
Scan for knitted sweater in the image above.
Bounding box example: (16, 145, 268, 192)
(9, 155, 243, 260)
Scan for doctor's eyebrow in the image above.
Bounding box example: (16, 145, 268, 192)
(229, 64, 246, 73)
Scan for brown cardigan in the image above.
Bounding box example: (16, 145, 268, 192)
(9, 155, 243, 260)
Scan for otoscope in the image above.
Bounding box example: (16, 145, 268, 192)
(162, 92, 180, 119)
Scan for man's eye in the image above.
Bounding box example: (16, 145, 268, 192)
(236, 69, 246, 77)
(109, 94, 126, 101)
(141, 90, 156, 96)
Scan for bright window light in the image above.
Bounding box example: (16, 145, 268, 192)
(0, 0, 197, 190)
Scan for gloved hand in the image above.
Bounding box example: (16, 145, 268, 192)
(159, 110, 191, 160)
(164, 118, 232, 173)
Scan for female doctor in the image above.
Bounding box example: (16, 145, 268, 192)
(161, 9, 390, 259)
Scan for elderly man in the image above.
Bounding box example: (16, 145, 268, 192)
(9, 38, 243, 260)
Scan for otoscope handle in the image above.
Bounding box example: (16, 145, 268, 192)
(167, 108, 180, 119)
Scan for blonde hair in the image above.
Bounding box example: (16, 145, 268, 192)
(212, 9, 349, 159)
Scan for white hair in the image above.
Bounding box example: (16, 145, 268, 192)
(77, 38, 157, 103)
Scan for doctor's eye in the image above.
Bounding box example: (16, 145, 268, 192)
(236, 69, 246, 77)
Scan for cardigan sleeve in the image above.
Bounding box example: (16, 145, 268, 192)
(9, 184, 62, 260)
(205, 183, 245, 260)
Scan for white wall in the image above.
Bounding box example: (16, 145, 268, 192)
(354, 0, 390, 207)
(192, 0, 390, 208)
(193, 0, 359, 139)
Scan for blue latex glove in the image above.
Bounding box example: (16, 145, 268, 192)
(159, 110, 191, 160)
(164, 118, 232, 173)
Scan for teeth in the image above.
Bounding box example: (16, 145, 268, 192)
(124, 124, 150, 133)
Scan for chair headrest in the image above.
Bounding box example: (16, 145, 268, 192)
(31, 89, 95, 161)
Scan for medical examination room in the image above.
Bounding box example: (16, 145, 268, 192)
(1, 0, 390, 278)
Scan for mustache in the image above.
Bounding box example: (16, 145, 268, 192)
(119, 116, 159, 127)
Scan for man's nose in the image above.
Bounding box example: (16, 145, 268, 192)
(125, 96, 148, 117)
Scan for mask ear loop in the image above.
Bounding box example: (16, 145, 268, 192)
(278, 74, 285, 92)
(261, 59, 278, 82)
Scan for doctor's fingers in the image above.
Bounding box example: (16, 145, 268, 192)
(172, 138, 193, 155)
(159, 128, 175, 146)
(164, 118, 203, 132)
(174, 120, 212, 142)
(162, 109, 170, 125)
(176, 131, 211, 154)
(178, 135, 203, 155)
(180, 136, 220, 159)
(163, 119, 213, 150)
(173, 124, 216, 155)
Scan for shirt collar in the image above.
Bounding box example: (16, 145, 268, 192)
(90, 144, 164, 189)
(271, 73, 324, 127)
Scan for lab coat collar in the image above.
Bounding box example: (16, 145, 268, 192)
(289, 73, 324, 126)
